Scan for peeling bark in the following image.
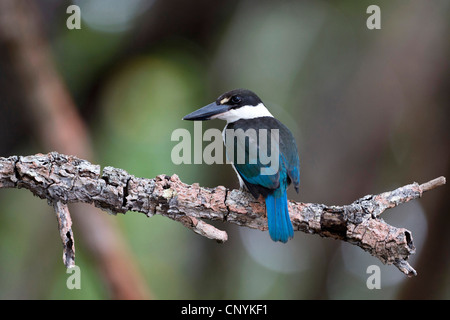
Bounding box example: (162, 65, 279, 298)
(0, 152, 445, 276)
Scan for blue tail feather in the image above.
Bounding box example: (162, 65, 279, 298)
(265, 190, 294, 243)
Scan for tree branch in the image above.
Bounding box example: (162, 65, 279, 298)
(52, 201, 75, 268)
(0, 0, 152, 299)
(0, 152, 446, 277)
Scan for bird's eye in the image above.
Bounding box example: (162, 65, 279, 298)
(231, 96, 242, 104)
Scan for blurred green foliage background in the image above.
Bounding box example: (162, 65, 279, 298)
(0, 0, 449, 299)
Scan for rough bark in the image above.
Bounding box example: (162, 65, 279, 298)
(0, 0, 152, 299)
(0, 152, 445, 277)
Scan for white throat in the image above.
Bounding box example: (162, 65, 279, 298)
(212, 103, 273, 123)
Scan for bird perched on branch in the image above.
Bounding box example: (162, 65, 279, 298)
(183, 89, 300, 243)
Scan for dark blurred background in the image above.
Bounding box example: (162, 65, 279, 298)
(0, 0, 448, 299)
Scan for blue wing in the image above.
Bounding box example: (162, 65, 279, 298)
(224, 117, 299, 243)
(279, 124, 300, 192)
(224, 118, 299, 196)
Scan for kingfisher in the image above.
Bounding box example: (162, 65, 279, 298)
(183, 89, 300, 243)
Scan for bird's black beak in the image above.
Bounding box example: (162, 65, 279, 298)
(183, 102, 230, 121)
